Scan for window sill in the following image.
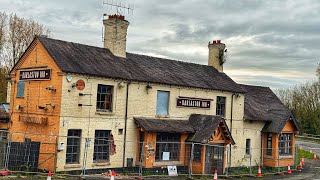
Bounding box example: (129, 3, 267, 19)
(96, 111, 114, 116)
(64, 164, 82, 168)
(264, 155, 273, 158)
(244, 154, 251, 158)
(155, 115, 170, 118)
(153, 161, 182, 167)
(92, 162, 110, 167)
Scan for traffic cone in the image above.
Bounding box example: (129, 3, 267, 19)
(110, 170, 115, 180)
(47, 171, 52, 180)
(314, 154, 317, 160)
(287, 164, 292, 174)
(302, 156, 305, 165)
(257, 166, 262, 177)
(213, 170, 218, 180)
(298, 161, 303, 169)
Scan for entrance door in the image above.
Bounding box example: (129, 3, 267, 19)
(205, 144, 224, 175)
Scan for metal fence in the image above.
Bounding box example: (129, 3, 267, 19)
(0, 131, 310, 179)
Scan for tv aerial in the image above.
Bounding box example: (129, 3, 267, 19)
(103, 0, 134, 16)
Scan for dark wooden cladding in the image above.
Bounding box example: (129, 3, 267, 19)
(177, 97, 211, 109)
(19, 69, 51, 81)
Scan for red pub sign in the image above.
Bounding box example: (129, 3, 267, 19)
(176, 96, 211, 109)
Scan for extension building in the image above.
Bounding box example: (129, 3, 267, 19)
(6, 15, 300, 174)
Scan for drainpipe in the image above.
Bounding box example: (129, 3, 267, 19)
(122, 81, 131, 168)
(260, 131, 263, 166)
(228, 93, 235, 168)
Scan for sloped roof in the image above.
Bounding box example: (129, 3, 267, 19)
(35, 36, 245, 93)
(188, 114, 235, 144)
(240, 84, 288, 121)
(134, 114, 235, 144)
(262, 110, 301, 133)
(240, 84, 301, 133)
(134, 117, 194, 133)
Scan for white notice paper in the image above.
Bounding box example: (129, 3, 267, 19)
(167, 166, 178, 176)
(162, 152, 170, 160)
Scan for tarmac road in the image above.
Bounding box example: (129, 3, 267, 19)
(296, 140, 320, 157)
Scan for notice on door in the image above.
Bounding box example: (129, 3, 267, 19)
(167, 166, 178, 176)
(162, 152, 170, 161)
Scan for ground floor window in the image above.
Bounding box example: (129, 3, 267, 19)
(93, 130, 111, 162)
(66, 129, 82, 164)
(245, 139, 251, 155)
(266, 133, 272, 156)
(155, 133, 180, 161)
(279, 133, 292, 156)
(193, 144, 202, 162)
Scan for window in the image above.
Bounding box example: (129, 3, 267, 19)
(155, 133, 180, 161)
(93, 130, 110, 162)
(246, 139, 251, 155)
(216, 96, 226, 116)
(279, 134, 292, 156)
(193, 144, 202, 162)
(266, 133, 272, 156)
(96, 84, 113, 111)
(66, 130, 81, 164)
(17, 81, 25, 98)
(156, 91, 169, 115)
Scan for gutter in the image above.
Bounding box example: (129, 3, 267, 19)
(122, 81, 131, 168)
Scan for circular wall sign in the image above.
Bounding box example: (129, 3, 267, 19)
(76, 79, 85, 90)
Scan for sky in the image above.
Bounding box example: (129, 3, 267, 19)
(1, 0, 319, 89)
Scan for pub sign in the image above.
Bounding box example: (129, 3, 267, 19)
(19, 69, 51, 81)
(176, 96, 211, 109)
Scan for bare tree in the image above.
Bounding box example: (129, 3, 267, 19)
(0, 12, 49, 102)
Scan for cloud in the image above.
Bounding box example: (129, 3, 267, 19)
(1, 0, 319, 89)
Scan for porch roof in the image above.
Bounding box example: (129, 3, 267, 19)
(134, 117, 195, 133)
(134, 114, 235, 145)
(187, 114, 235, 144)
(262, 110, 301, 134)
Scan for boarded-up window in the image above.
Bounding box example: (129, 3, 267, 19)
(156, 91, 169, 115)
(216, 96, 226, 116)
(17, 81, 25, 98)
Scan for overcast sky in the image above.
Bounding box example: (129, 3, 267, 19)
(1, 0, 319, 89)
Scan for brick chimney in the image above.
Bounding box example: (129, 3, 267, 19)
(208, 40, 226, 72)
(103, 15, 129, 58)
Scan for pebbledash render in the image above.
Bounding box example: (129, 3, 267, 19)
(7, 15, 300, 174)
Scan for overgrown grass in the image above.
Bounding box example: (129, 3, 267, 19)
(298, 149, 317, 162)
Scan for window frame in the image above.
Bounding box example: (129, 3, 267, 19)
(156, 90, 170, 116)
(17, 81, 25, 98)
(155, 133, 180, 161)
(93, 130, 111, 163)
(266, 133, 272, 156)
(193, 144, 202, 162)
(66, 129, 82, 164)
(278, 133, 292, 156)
(245, 138, 251, 155)
(216, 96, 226, 117)
(96, 84, 113, 112)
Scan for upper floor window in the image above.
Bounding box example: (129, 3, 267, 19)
(96, 84, 113, 112)
(17, 81, 25, 98)
(216, 96, 226, 116)
(279, 133, 292, 156)
(156, 91, 169, 115)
